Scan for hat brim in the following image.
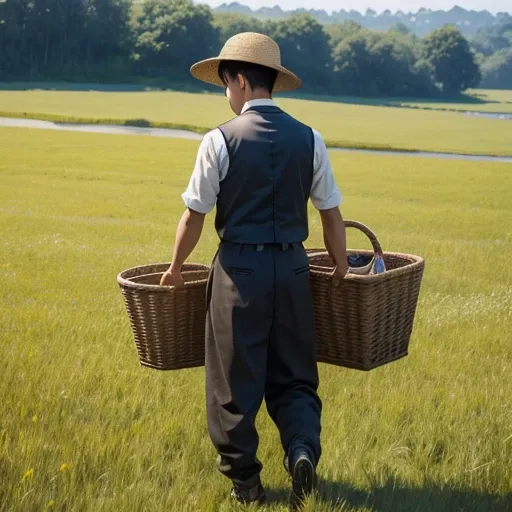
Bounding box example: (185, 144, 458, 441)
(190, 57, 302, 92)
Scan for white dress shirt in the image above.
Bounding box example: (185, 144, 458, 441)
(182, 99, 342, 214)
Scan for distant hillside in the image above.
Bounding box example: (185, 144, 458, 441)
(213, 4, 512, 37)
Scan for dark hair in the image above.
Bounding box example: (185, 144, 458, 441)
(218, 60, 278, 93)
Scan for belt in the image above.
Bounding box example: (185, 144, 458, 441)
(220, 241, 299, 252)
(255, 242, 291, 252)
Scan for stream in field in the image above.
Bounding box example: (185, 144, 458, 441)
(2, 116, 511, 164)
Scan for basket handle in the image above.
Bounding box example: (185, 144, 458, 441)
(326, 220, 384, 277)
(344, 220, 383, 256)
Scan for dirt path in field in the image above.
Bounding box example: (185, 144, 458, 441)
(2, 117, 511, 164)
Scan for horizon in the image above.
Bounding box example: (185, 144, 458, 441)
(203, 1, 511, 15)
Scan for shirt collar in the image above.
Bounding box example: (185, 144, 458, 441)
(241, 98, 277, 114)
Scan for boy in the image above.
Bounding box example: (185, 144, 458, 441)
(160, 32, 348, 510)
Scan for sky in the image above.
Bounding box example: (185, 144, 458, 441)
(203, 1, 511, 15)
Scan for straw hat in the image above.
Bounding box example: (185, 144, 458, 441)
(190, 32, 302, 92)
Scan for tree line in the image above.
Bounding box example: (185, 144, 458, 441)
(215, 3, 511, 38)
(0, 0, 509, 97)
(472, 19, 512, 90)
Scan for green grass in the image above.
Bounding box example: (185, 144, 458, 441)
(277, 88, 512, 114)
(1, 127, 511, 511)
(1, 89, 512, 156)
(395, 89, 512, 113)
(2, 81, 511, 113)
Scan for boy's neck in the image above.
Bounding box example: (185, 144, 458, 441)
(244, 88, 272, 103)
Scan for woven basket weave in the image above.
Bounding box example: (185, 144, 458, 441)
(117, 263, 209, 370)
(306, 220, 425, 371)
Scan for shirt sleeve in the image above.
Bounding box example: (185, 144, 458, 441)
(310, 129, 343, 211)
(181, 129, 228, 214)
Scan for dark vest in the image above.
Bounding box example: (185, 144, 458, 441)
(215, 105, 314, 244)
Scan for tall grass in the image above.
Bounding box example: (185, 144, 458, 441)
(0, 127, 511, 511)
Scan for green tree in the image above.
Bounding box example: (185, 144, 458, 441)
(0, 0, 131, 80)
(0, 1, 490, 99)
(331, 30, 436, 97)
(0, 0, 29, 77)
(325, 21, 364, 49)
(213, 13, 263, 44)
(389, 22, 413, 36)
(332, 33, 376, 95)
(265, 14, 333, 92)
(481, 49, 512, 89)
(422, 25, 481, 94)
(133, 0, 219, 78)
(84, 0, 133, 78)
(471, 19, 512, 56)
(370, 34, 417, 95)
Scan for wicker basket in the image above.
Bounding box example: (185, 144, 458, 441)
(118, 222, 424, 372)
(306, 220, 425, 371)
(117, 263, 210, 370)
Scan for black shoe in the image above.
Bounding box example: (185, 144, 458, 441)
(289, 451, 316, 511)
(230, 482, 266, 505)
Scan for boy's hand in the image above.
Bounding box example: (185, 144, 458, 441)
(160, 270, 184, 288)
(331, 260, 348, 279)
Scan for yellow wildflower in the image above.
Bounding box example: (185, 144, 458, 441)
(22, 468, 34, 480)
(47, 500, 56, 508)
(59, 463, 71, 472)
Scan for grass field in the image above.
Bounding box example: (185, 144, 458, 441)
(2, 82, 511, 113)
(278, 88, 512, 114)
(397, 89, 512, 113)
(1, 126, 511, 511)
(1, 88, 512, 156)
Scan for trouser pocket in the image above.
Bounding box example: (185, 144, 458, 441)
(293, 265, 310, 276)
(228, 267, 254, 276)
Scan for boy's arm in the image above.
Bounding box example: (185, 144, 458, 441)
(160, 208, 205, 287)
(319, 207, 348, 277)
(310, 129, 348, 278)
(160, 130, 226, 287)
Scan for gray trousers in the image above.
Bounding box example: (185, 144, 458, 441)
(205, 241, 322, 487)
